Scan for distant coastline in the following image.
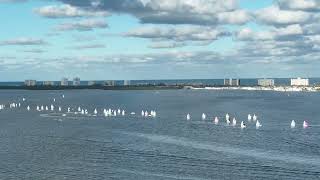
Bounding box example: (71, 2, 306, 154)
(0, 85, 183, 91)
(189, 86, 320, 92)
(0, 84, 319, 92)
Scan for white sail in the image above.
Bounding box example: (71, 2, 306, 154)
(241, 121, 246, 129)
(202, 113, 206, 120)
(186, 114, 191, 120)
(232, 118, 237, 126)
(256, 120, 262, 128)
(214, 117, 219, 124)
(291, 120, 296, 128)
(253, 114, 257, 121)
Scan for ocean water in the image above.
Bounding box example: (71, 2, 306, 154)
(0, 89, 319, 179)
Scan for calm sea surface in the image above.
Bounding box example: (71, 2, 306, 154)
(0, 90, 319, 179)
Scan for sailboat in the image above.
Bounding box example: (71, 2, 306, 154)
(241, 121, 246, 129)
(232, 118, 237, 126)
(186, 113, 191, 120)
(202, 113, 206, 120)
(290, 120, 296, 128)
(253, 114, 257, 121)
(256, 120, 262, 128)
(214, 117, 219, 124)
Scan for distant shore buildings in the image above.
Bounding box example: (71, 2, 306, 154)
(73, 77, 80, 86)
(25, 80, 36, 86)
(88, 81, 96, 86)
(21, 77, 314, 88)
(291, 77, 309, 86)
(43, 81, 54, 86)
(61, 78, 69, 86)
(224, 78, 240, 86)
(124, 80, 131, 86)
(258, 79, 275, 87)
(104, 80, 115, 86)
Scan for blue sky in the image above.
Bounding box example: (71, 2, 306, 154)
(0, 0, 319, 80)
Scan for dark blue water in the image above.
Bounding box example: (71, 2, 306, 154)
(3, 78, 320, 86)
(0, 89, 319, 179)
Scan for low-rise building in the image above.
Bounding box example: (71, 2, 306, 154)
(43, 81, 55, 86)
(88, 81, 96, 86)
(25, 80, 37, 86)
(73, 77, 81, 86)
(61, 78, 69, 86)
(104, 80, 115, 86)
(291, 77, 309, 86)
(258, 79, 275, 86)
(224, 78, 240, 86)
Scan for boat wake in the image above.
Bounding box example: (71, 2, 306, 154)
(121, 131, 320, 167)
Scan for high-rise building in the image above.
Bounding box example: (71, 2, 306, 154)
(224, 78, 240, 86)
(25, 80, 37, 86)
(258, 79, 275, 86)
(291, 77, 309, 86)
(73, 77, 81, 86)
(61, 78, 69, 86)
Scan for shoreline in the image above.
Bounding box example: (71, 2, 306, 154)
(0, 85, 319, 92)
(190, 86, 320, 92)
(0, 85, 183, 91)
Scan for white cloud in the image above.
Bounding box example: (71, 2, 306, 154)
(125, 25, 230, 48)
(34, 4, 109, 18)
(71, 43, 106, 49)
(278, 0, 320, 11)
(58, 0, 251, 25)
(148, 42, 186, 49)
(256, 5, 311, 25)
(236, 24, 303, 41)
(217, 10, 252, 25)
(55, 19, 108, 31)
(0, 37, 47, 46)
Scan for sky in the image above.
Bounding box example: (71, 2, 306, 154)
(0, 0, 320, 81)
